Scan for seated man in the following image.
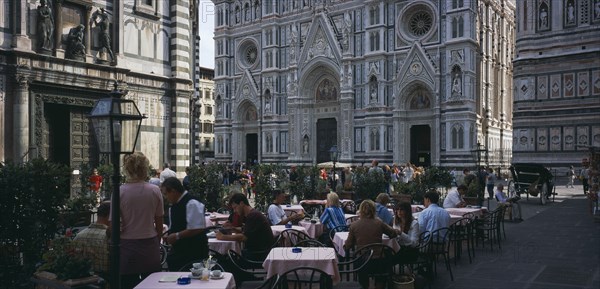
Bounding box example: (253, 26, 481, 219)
(495, 184, 522, 221)
(161, 177, 209, 271)
(443, 184, 467, 208)
(73, 201, 110, 282)
(216, 193, 274, 261)
(418, 191, 451, 237)
(267, 190, 304, 225)
(375, 193, 393, 225)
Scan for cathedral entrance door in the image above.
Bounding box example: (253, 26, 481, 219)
(410, 125, 431, 167)
(316, 118, 337, 163)
(246, 133, 258, 165)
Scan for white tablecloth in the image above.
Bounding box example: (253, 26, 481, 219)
(134, 272, 235, 289)
(208, 238, 241, 255)
(262, 247, 340, 284)
(332, 232, 400, 257)
(298, 220, 324, 239)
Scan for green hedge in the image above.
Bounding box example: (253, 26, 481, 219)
(0, 159, 71, 288)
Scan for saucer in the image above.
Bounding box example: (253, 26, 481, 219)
(210, 274, 224, 280)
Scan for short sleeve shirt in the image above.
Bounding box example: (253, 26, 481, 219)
(243, 209, 274, 252)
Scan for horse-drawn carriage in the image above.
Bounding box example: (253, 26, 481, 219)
(508, 163, 555, 205)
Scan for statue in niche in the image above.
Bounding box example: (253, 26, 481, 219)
(411, 93, 430, 109)
(566, 1, 575, 24)
(342, 12, 352, 51)
(37, 0, 54, 52)
(235, 6, 240, 23)
(66, 24, 86, 61)
(595, 0, 600, 20)
(369, 78, 377, 102)
(287, 72, 298, 94)
(94, 8, 115, 63)
(245, 4, 250, 21)
(303, 136, 309, 154)
(539, 7, 548, 29)
(255, 1, 260, 19)
(452, 73, 462, 94)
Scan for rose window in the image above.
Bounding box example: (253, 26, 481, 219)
(409, 11, 433, 37)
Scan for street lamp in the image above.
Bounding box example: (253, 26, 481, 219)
(472, 142, 487, 169)
(88, 82, 146, 289)
(329, 145, 339, 190)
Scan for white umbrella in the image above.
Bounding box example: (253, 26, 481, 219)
(316, 161, 353, 169)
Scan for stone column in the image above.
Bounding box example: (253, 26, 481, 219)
(13, 75, 30, 163)
(54, 0, 64, 58)
(84, 6, 92, 55)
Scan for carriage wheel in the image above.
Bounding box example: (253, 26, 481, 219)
(540, 183, 548, 205)
(508, 180, 517, 198)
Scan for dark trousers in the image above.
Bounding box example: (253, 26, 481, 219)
(583, 178, 589, 193)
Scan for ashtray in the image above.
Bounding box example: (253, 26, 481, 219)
(177, 276, 191, 285)
(285, 224, 293, 229)
(310, 220, 317, 224)
(286, 205, 292, 207)
(292, 247, 302, 253)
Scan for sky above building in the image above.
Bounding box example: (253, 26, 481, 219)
(198, 0, 215, 68)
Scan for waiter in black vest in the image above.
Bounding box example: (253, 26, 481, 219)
(161, 177, 209, 271)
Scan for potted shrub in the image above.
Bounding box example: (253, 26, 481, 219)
(32, 237, 99, 288)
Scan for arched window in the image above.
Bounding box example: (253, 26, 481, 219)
(370, 128, 380, 151)
(451, 124, 464, 149)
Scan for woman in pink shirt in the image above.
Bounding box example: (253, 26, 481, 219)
(113, 152, 164, 289)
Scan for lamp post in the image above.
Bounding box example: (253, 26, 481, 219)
(88, 82, 145, 289)
(329, 145, 339, 190)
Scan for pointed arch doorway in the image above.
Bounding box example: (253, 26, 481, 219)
(316, 118, 337, 163)
(410, 125, 431, 167)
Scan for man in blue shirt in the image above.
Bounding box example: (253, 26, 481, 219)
(418, 191, 450, 236)
(375, 193, 393, 225)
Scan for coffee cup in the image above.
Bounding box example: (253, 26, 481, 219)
(211, 270, 222, 278)
(192, 262, 202, 269)
(190, 268, 202, 277)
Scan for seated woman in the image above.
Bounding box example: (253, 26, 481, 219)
(344, 200, 397, 289)
(392, 202, 420, 265)
(318, 192, 346, 245)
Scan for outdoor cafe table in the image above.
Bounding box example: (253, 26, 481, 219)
(205, 212, 230, 226)
(262, 247, 341, 284)
(445, 207, 488, 218)
(133, 272, 235, 289)
(208, 237, 241, 255)
(298, 219, 324, 238)
(413, 212, 464, 225)
(282, 204, 305, 216)
(332, 232, 400, 257)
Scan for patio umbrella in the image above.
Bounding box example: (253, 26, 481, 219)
(316, 161, 353, 169)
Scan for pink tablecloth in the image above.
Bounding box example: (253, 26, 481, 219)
(208, 238, 241, 255)
(134, 272, 235, 289)
(283, 205, 305, 215)
(332, 232, 400, 257)
(262, 247, 340, 284)
(298, 220, 324, 239)
(413, 212, 464, 225)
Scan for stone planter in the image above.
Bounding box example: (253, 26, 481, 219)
(391, 193, 413, 204)
(31, 271, 100, 289)
(463, 197, 481, 206)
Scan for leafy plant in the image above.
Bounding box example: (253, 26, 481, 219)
(0, 158, 71, 287)
(188, 163, 226, 212)
(393, 166, 453, 203)
(352, 166, 387, 201)
(252, 164, 287, 212)
(37, 237, 92, 280)
(288, 166, 322, 201)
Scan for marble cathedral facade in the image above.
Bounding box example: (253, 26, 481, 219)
(512, 0, 600, 169)
(0, 0, 195, 176)
(213, 0, 515, 167)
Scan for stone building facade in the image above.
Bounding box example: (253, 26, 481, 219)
(194, 66, 216, 163)
(212, 0, 515, 167)
(0, 0, 194, 176)
(513, 0, 600, 170)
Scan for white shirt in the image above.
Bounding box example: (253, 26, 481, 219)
(268, 203, 287, 225)
(160, 168, 177, 183)
(168, 191, 206, 230)
(393, 219, 420, 247)
(443, 189, 464, 208)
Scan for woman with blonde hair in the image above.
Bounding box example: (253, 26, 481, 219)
(318, 192, 346, 244)
(344, 200, 397, 289)
(113, 152, 164, 289)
